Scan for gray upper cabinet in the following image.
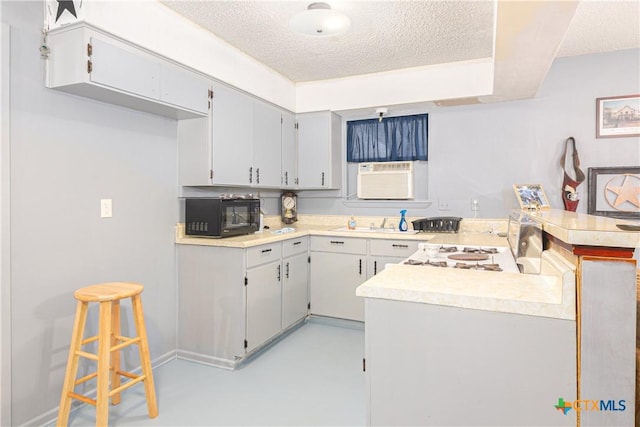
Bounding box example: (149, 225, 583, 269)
(252, 101, 282, 188)
(211, 83, 254, 186)
(179, 81, 296, 188)
(297, 111, 342, 189)
(46, 23, 209, 119)
(281, 111, 297, 188)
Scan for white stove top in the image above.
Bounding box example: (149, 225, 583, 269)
(403, 243, 520, 273)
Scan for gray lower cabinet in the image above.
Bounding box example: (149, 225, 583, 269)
(364, 298, 577, 426)
(368, 238, 419, 277)
(282, 251, 309, 327)
(246, 260, 282, 353)
(177, 237, 308, 368)
(309, 236, 419, 321)
(309, 236, 368, 321)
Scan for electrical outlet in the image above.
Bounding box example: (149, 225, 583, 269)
(100, 199, 112, 218)
(438, 200, 450, 211)
(471, 199, 479, 211)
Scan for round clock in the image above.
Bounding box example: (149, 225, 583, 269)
(281, 192, 297, 224)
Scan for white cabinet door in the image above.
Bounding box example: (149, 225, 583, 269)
(310, 252, 366, 321)
(281, 111, 297, 188)
(212, 84, 253, 186)
(253, 101, 282, 188)
(297, 111, 341, 189)
(160, 62, 210, 114)
(246, 261, 282, 352)
(368, 255, 405, 278)
(283, 252, 309, 328)
(90, 37, 160, 99)
(178, 110, 213, 186)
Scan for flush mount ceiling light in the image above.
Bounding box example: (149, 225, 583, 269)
(289, 2, 351, 37)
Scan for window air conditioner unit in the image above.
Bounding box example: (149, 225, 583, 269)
(357, 161, 414, 200)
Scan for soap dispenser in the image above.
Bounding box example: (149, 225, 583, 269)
(399, 210, 408, 232)
(348, 215, 357, 230)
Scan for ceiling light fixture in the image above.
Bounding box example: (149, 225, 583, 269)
(289, 2, 351, 37)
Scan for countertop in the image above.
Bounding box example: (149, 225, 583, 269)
(174, 215, 510, 248)
(527, 209, 640, 248)
(355, 250, 577, 320)
(175, 210, 639, 320)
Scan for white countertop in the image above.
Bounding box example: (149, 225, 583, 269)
(175, 211, 640, 321)
(355, 250, 576, 320)
(529, 209, 639, 248)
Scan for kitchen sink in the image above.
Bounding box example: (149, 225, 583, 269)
(331, 226, 420, 235)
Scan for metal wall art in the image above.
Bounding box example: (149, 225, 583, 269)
(596, 94, 640, 138)
(587, 166, 640, 219)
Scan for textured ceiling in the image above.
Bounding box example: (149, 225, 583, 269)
(160, 0, 495, 82)
(159, 0, 640, 89)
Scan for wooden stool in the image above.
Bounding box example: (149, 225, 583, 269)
(57, 282, 158, 426)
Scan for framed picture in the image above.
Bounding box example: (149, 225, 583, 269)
(513, 184, 550, 210)
(587, 167, 640, 219)
(596, 94, 640, 138)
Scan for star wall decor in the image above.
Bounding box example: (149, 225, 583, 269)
(605, 174, 640, 211)
(55, 0, 77, 23)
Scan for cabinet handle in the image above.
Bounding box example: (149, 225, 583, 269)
(286, 262, 290, 279)
(285, 171, 288, 186)
(277, 264, 281, 281)
(392, 244, 409, 248)
(293, 241, 302, 246)
(256, 168, 260, 184)
(261, 248, 272, 253)
(330, 240, 344, 245)
(249, 167, 253, 184)
(295, 177, 299, 185)
(321, 172, 325, 186)
(374, 261, 377, 275)
(359, 259, 362, 275)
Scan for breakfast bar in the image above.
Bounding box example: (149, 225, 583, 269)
(356, 210, 638, 426)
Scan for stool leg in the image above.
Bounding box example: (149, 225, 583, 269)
(96, 301, 112, 427)
(57, 301, 88, 427)
(110, 300, 122, 405)
(132, 294, 158, 418)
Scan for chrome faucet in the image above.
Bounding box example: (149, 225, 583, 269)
(379, 218, 388, 229)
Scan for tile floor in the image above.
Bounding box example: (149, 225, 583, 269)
(60, 318, 366, 426)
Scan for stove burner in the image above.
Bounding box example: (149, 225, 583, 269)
(453, 262, 503, 271)
(423, 260, 448, 267)
(439, 246, 458, 253)
(463, 247, 499, 254)
(404, 259, 424, 266)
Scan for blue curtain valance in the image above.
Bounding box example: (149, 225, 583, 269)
(347, 114, 428, 163)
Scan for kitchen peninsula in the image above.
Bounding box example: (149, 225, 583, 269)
(357, 209, 638, 426)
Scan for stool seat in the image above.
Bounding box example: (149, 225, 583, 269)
(57, 282, 157, 426)
(74, 282, 144, 302)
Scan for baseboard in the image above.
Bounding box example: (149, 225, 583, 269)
(31, 350, 177, 427)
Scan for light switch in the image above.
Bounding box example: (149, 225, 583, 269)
(100, 199, 112, 218)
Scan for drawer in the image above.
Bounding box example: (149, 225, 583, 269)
(282, 237, 309, 258)
(247, 242, 282, 268)
(369, 239, 419, 257)
(310, 236, 367, 254)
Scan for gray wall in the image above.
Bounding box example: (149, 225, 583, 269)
(299, 48, 640, 219)
(3, 2, 178, 425)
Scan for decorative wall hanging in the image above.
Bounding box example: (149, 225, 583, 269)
(587, 166, 640, 219)
(596, 94, 640, 138)
(559, 137, 585, 212)
(45, 0, 85, 30)
(513, 184, 550, 211)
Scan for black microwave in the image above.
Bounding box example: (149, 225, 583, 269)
(185, 198, 260, 238)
